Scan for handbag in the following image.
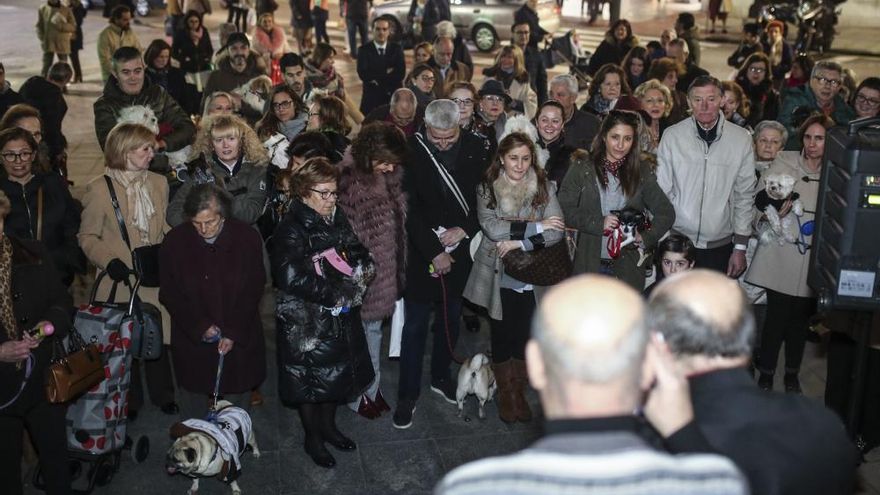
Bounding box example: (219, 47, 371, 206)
(501, 222, 575, 286)
(45, 328, 104, 404)
(104, 176, 161, 287)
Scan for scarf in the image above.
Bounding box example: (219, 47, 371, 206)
(589, 93, 615, 115)
(769, 38, 783, 67)
(105, 168, 156, 245)
(279, 113, 307, 140)
(599, 156, 626, 189)
(0, 235, 15, 340)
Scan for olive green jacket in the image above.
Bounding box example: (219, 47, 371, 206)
(558, 151, 675, 290)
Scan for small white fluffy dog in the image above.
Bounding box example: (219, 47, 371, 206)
(757, 173, 804, 245)
(456, 353, 497, 420)
(231, 75, 274, 114)
(166, 401, 260, 495)
(115, 105, 191, 168)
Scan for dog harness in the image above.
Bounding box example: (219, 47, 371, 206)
(181, 406, 252, 482)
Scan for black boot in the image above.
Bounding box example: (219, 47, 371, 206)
(299, 403, 335, 468)
(320, 402, 356, 451)
(757, 372, 774, 391)
(784, 372, 802, 394)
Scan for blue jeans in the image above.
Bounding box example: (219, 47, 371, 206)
(346, 18, 368, 57)
(397, 297, 463, 401)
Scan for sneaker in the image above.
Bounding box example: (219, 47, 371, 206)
(393, 399, 416, 429)
(430, 378, 457, 404)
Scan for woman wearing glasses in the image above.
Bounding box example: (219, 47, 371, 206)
(734, 53, 780, 128)
(0, 128, 82, 287)
(746, 114, 834, 394)
(256, 85, 309, 169)
(405, 63, 439, 108)
(167, 114, 269, 227)
(305, 94, 351, 163)
(851, 77, 880, 119)
(272, 157, 375, 468)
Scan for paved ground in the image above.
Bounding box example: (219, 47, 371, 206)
(2, 0, 880, 493)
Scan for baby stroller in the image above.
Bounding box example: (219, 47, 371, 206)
(542, 30, 592, 92)
(33, 271, 151, 494)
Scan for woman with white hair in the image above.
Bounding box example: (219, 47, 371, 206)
(753, 120, 787, 177)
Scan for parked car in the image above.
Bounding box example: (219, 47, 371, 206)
(372, 0, 561, 52)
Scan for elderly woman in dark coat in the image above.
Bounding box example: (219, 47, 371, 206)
(159, 184, 266, 419)
(337, 122, 408, 419)
(272, 157, 375, 469)
(0, 190, 73, 495)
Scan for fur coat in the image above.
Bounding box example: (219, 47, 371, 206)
(337, 152, 408, 322)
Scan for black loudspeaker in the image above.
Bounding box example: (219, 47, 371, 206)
(809, 117, 880, 312)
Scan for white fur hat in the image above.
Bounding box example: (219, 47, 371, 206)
(499, 115, 550, 169)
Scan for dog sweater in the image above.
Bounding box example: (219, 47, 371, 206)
(181, 406, 252, 482)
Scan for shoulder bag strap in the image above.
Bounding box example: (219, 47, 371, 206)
(104, 175, 132, 251)
(414, 133, 470, 217)
(36, 186, 43, 242)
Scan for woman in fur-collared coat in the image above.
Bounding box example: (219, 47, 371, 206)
(272, 158, 375, 468)
(464, 131, 565, 424)
(337, 123, 407, 419)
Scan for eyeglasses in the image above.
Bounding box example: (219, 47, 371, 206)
(308, 112, 320, 117)
(273, 100, 294, 110)
(452, 98, 474, 107)
(856, 93, 880, 106)
(748, 66, 767, 73)
(419, 74, 436, 83)
(482, 95, 504, 103)
(813, 75, 842, 87)
(1, 150, 34, 163)
(310, 188, 339, 200)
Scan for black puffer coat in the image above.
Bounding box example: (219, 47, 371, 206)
(272, 200, 375, 404)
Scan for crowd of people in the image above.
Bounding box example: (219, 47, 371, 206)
(1, 0, 878, 493)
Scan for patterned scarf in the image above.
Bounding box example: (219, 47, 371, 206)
(105, 168, 155, 245)
(599, 156, 626, 189)
(0, 235, 16, 340)
(589, 93, 615, 115)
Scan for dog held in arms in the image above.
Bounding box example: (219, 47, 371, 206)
(166, 401, 260, 495)
(755, 173, 803, 245)
(456, 353, 497, 420)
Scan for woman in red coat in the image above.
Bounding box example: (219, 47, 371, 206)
(159, 184, 267, 419)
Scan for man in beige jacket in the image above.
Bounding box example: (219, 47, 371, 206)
(97, 5, 143, 82)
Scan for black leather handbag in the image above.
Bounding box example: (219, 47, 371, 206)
(104, 176, 161, 287)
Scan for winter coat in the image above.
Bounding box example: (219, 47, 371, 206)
(0, 237, 72, 411)
(745, 151, 818, 297)
(588, 34, 639, 76)
(167, 154, 268, 227)
(253, 26, 291, 63)
(778, 85, 855, 149)
(656, 114, 757, 249)
(344, 0, 372, 21)
(172, 27, 214, 73)
(679, 27, 701, 66)
(522, 45, 547, 105)
(321, 130, 351, 163)
(36, 3, 76, 55)
(337, 152, 408, 321)
(96, 23, 143, 81)
(727, 43, 763, 69)
(77, 172, 172, 344)
(159, 219, 266, 394)
(272, 200, 376, 404)
(482, 71, 537, 119)
(19, 76, 67, 160)
(93, 75, 195, 152)
(403, 129, 491, 302)
(71, 1, 87, 52)
(0, 173, 83, 286)
(427, 58, 472, 92)
(463, 175, 563, 320)
(147, 67, 190, 115)
(676, 62, 710, 94)
(736, 76, 780, 128)
(201, 52, 268, 122)
(559, 152, 675, 290)
(762, 38, 794, 83)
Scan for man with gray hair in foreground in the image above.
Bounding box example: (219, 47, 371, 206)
(647, 270, 858, 495)
(436, 275, 748, 494)
(394, 99, 492, 429)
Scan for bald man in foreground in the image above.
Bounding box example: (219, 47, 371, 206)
(647, 270, 858, 495)
(436, 275, 747, 495)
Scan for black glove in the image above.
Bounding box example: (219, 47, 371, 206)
(106, 258, 130, 282)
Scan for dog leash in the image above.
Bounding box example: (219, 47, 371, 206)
(603, 226, 623, 259)
(438, 274, 465, 365)
(0, 354, 33, 411)
(203, 330, 225, 423)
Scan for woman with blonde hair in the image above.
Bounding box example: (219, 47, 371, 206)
(78, 122, 177, 419)
(634, 79, 673, 152)
(202, 91, 236, 119)
(167, 114, 269, 227)
(720, 80, 751, 130)
(482, 45, 537, 118)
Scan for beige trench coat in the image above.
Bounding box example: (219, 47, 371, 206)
(77, 173, 172, 344)
(36, 4, 76, 55)
(745, 151, 819, 298)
